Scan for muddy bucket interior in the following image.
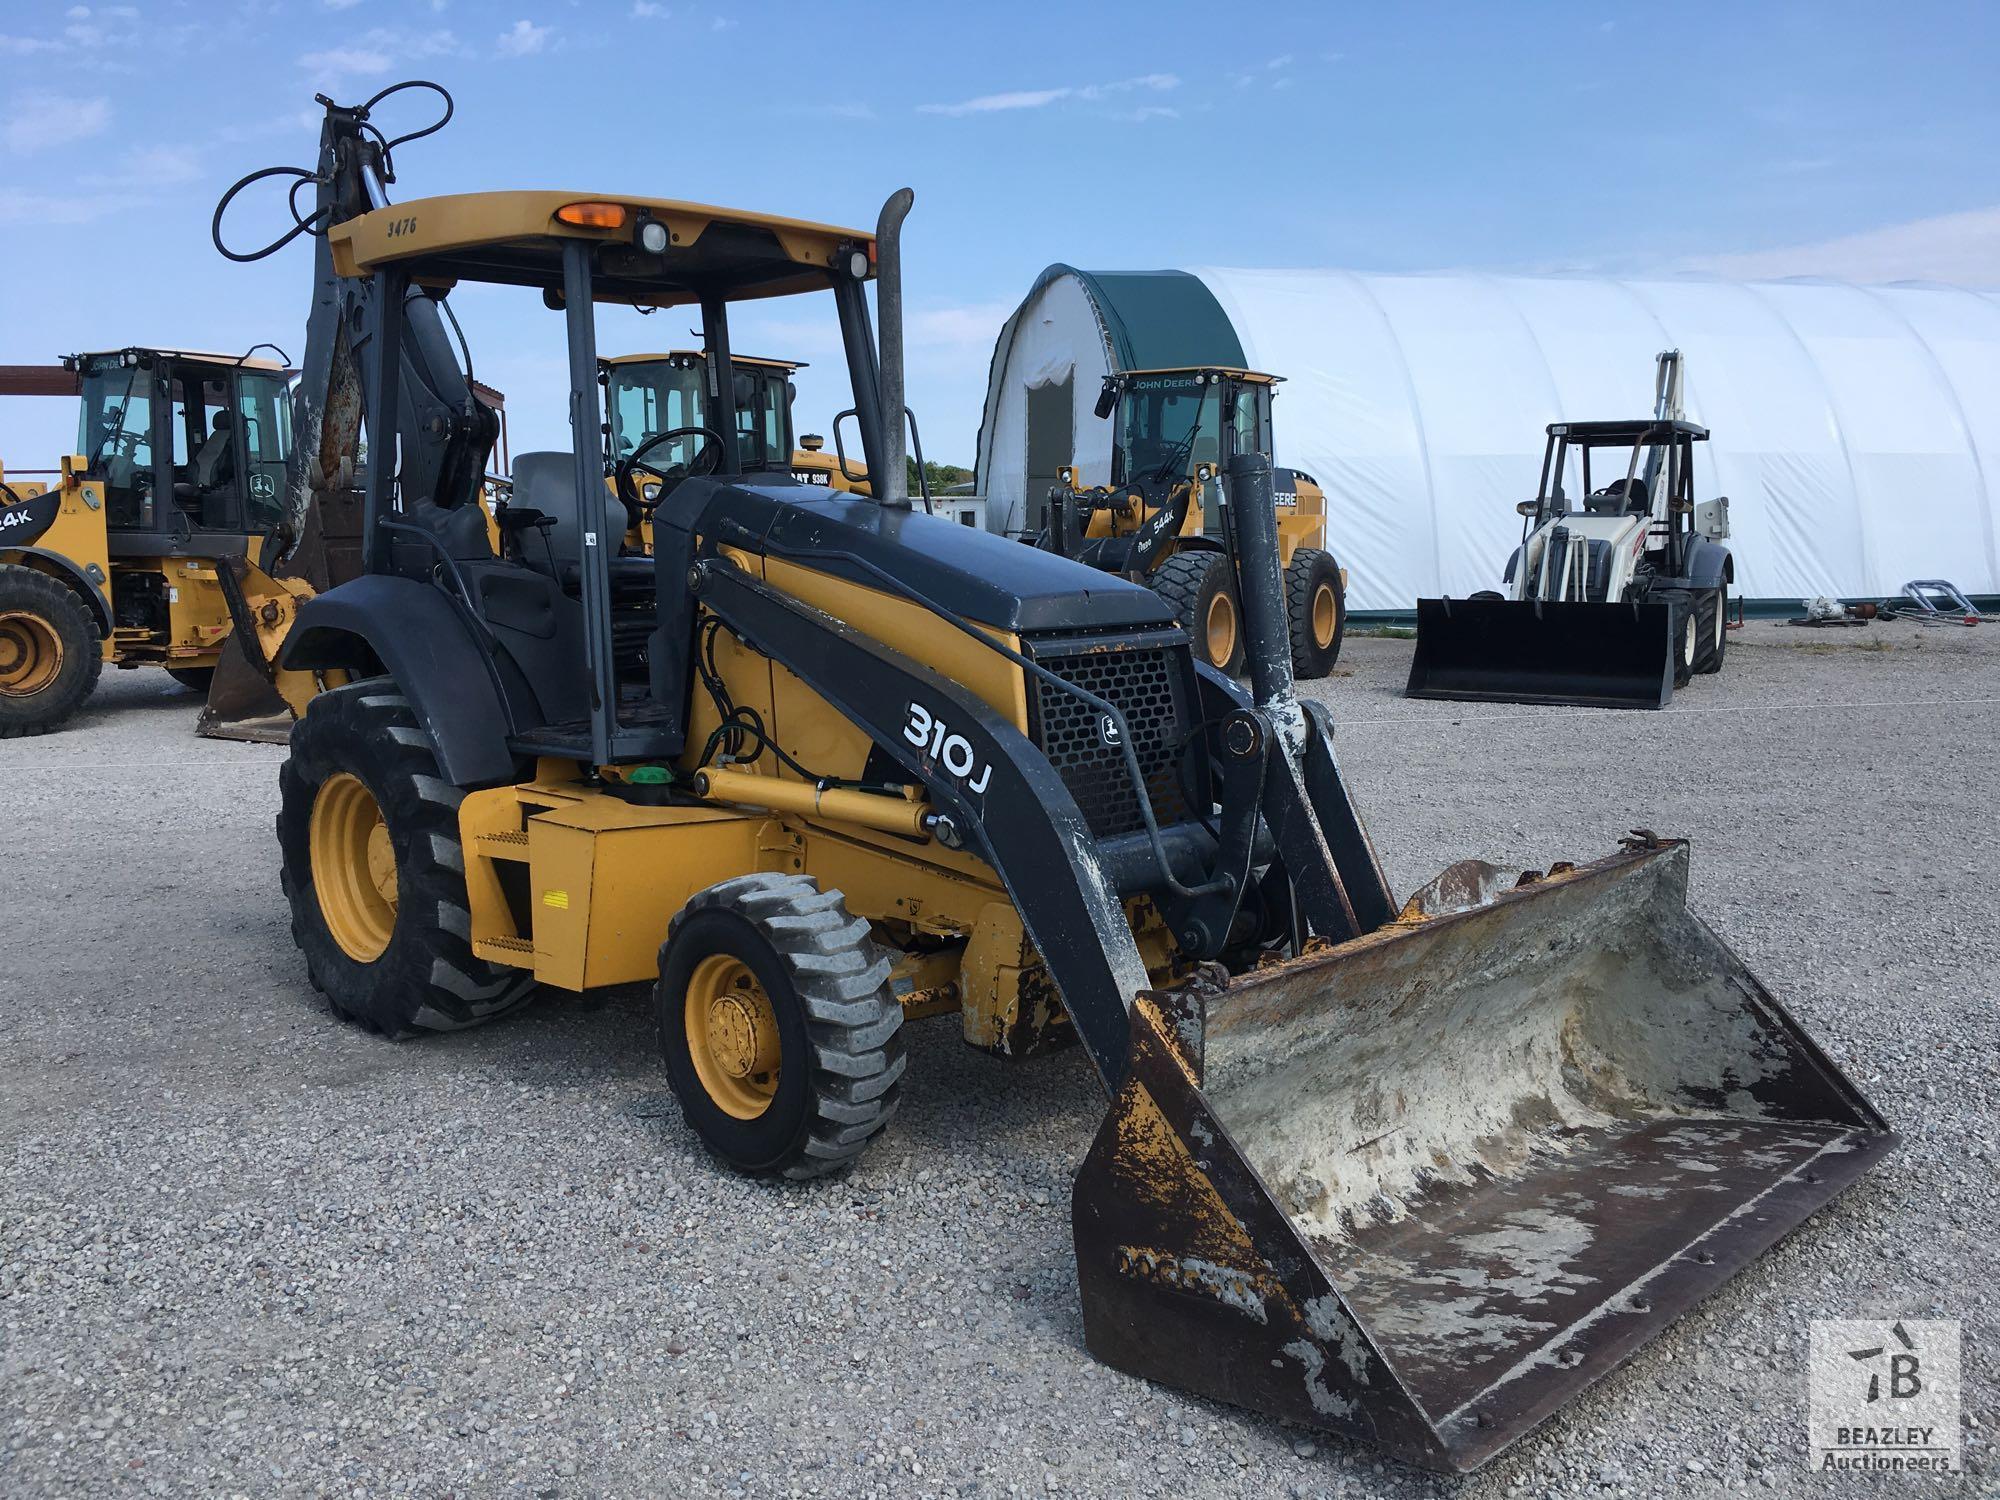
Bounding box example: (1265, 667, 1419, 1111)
(1073, 841, 1893, 1471)
(1406, 596, 1675, 709)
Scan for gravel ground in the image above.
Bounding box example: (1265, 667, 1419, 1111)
(1, 620, 1993, 1499)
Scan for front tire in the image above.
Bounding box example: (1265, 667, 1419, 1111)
(1694, 583, 1728, 674)
(1150, 550, 1243, 675)
(0, 564, 101, 738)
(166, 665, 215, 693)
(277, 679, 537, 1037)
(1285, 547, 1346, 677)
(656, 873, 903, 1181)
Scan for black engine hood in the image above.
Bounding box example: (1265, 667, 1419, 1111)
(693, 480, 1177, 635)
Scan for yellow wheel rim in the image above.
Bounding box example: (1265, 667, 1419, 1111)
(0, 610, 63, 696)
(310, 772, 398, 962)
(1204, 588, 1239, 667)
(1311, 580, 1339, 650)
(684, 953, 781, 1120)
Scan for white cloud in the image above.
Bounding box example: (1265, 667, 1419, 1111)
(65, 5, 90, 18)
(0, 34, 66, 53)
(298, 44, 391, 78)
(81, 143, 202, 191)
(630, 0, 665, 15)
(299, 25, 456, 80)
(0, 188, 126, 224)
(5, 96, 109, 154)
(496, 17, 551, 55)
(1686, 205, 2000, 288)
(908, 301, 1017, 350)
(918, 72, 1178, 118)
(710, 14, 734, 29)
(324, 0, 366, 8)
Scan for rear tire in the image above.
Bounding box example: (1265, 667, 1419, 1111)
(656, 873, 903, 1181)
(1150, 550, 1243, 675)
(277, 679, 537, 1038)
(166, 666, 214, 693)
(1285, 547, 1346, 677)
(0, 564, 101, 738)
(1695, 583, 1728, 674)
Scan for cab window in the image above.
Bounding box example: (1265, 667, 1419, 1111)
(75, 362, 156, 523)
(237, 371, 293, 528)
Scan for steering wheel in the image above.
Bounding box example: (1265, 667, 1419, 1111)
(614, 424, 726, 528)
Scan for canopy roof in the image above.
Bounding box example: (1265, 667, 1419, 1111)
(602, 350, 805, 371)
(329, 191, 873, 307)
(1551, 419, 1710, 443)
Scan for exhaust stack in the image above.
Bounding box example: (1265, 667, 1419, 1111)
(873, 187, 914, 508)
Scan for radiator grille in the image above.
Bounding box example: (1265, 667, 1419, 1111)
(1029, 638, 1192, 839)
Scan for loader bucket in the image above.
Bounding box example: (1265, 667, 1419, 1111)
(1073, 839, 1893, 1472)
(195, 646, 295, 743)
(1406, 596, 1675, 709)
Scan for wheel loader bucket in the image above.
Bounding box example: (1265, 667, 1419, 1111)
(1406, 596, 1675, 709)
(197, 641, 295, 742)
(1073, 840, 1893, 1472)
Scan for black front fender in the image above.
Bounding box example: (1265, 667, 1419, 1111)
(1, 545, 114, 637)
(281, 575, 520, 787)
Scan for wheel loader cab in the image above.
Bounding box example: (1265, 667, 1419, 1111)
(69, 348, 293, 545)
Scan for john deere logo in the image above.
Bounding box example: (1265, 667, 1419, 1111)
(249, 473, 277, 501)
(1098, 715, 1122, 748)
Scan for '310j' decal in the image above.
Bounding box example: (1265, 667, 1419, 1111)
(903, 702, 992, 794)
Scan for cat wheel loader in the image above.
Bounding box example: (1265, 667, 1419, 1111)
(0, 347, 331, 737)
(227, 84, 1890, 1473)
(1040, 367, 1345, 678)
(1407, 351, 1735, 709)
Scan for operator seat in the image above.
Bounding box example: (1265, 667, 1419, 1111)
(509, 450, 654, 594)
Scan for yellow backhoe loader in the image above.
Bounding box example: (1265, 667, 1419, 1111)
(221, 83, 1893, 1473)
(1041, 367, 1346, 676)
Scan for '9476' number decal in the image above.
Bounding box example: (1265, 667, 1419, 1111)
(904, 702, 992, 794)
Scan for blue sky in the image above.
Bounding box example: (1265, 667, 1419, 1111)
(4, 0, 1997, 470)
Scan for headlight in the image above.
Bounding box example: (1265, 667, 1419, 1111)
(642, 481, 661, 503)
(639, 220, 669, 255)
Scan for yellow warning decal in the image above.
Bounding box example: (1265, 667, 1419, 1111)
(542, 890, 570, 910)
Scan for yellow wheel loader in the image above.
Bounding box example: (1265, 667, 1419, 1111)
(1041, 368, 1345, 677)
(0, 347, 319, 737)
(600, 350, 871, 502)
(227, 83, 1891, 1473)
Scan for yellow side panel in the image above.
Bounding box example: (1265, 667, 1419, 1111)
(140, 556, 234, 661)
(747, 551, 1028, 792)
(526, 800, 766, 991)
(5, 471, 111, 657)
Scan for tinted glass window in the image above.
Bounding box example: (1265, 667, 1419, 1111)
(238, 371, 292, 528)
(1113, 373, 1217, 485)
(75, 364, 156, 523)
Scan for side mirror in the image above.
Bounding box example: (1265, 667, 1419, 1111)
(1516, 500, 1540, 517)
(1093, 380, 1119, 421)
